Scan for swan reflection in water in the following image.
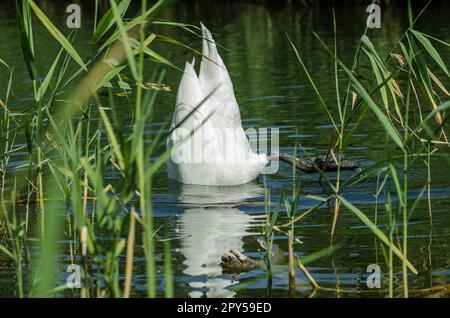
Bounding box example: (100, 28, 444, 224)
(174, 182, 264, 298)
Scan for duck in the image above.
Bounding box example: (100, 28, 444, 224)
(166, 23, 268, 186)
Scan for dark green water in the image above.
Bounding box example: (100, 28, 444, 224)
(1, 1, 450, 297)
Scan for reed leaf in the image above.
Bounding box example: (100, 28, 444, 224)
(16, 0, 36, 80)
(35, 50, 62, 102)
(92, 0, 131, 43)
(411, 29, 449, 77)
(27, 0, 86, 71)
(313, 32, 405, 150)
(338, 195, 418, 274)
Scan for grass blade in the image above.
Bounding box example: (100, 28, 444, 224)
(338, 195, 418, 274)
(27, 0, 86, 71)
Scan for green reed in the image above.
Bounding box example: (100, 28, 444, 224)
(0, 0, 193, 298)
(276, 0, 450, 297)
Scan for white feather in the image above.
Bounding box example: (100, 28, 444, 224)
(167, 24, 267, 186)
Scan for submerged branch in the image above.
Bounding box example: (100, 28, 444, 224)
(274, 153, 360, 173)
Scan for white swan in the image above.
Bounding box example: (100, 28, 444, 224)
(167, 23, 268, 186)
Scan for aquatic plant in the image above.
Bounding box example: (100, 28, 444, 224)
(0, 0, 193, 297)
(276, 0, 450, 297)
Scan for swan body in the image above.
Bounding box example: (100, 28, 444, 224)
(167, 23, 267, 186)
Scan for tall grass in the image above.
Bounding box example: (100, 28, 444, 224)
(279, 0, 450, 297)
(0, 0, 195, 297)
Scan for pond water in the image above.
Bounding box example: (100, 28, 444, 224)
(1, 0, 450, 297)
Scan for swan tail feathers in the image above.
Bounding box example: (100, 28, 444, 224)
(199, 24, 228, 94)
(200, 22, 210, 58)
(176, 60, 202, 110)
